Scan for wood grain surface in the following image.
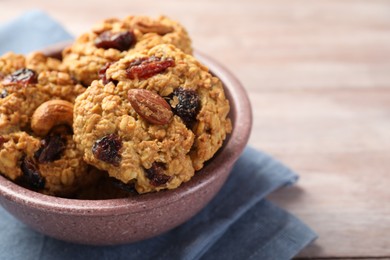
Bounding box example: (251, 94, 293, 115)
(1, 0, 390, 258)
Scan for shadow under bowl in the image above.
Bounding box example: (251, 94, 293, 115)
(0, 48, 252, 245)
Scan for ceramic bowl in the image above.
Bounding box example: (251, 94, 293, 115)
(0, 48, 252, 245)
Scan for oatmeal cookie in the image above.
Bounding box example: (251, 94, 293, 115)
(73, 44, 231, 194)
(0, 131, 100, 197)
(0, 53, 98, 197)
(0, 53, 84, 134)
(62, 15, 192, 86)
(0, 52, 63, 76)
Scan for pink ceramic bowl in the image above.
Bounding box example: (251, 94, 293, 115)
(0, 49, 252, 245)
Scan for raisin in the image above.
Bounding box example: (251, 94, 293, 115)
(126, 56, 175, 80)
(0, 136, 5, 146)
(20, 156, 45, 190)
(98, 62, 118, 85)
(171, 87, 201, 127)
(92, 134, 122, 166)
(95, 31, 136, 51)
(0, 89, 8, 98)
(145, 162, 171, 186)
(98, 62, 112, 84)
(35, 134, 67, 163)
(2, 68, 38, 86)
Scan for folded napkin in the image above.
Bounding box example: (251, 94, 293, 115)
(0, 11, 317, 260)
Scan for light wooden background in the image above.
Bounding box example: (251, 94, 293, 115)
(1, 0, 390, 259)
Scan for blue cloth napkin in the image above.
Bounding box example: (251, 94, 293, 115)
(0, 11, 317, 260)
(0, 10, 72, 55)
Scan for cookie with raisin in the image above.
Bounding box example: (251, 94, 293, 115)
(0, 52, 84, 134)
(62, 15, 192, 86)
(0, 131, 101, 197)
(73, 44, 231, 194)
(0, 53, 99, 197)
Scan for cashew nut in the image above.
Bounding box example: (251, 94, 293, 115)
(31, 100, 74, 136)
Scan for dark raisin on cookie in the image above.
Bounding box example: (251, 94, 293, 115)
(98, 62, 118, 85)
(170, 87, 201, 127)
(34, 134, 67, 164)
(92, 134, 122, 166)
(145, 162, 171, 186)
(95, 31, 136, 51)
(98, 62, 112, 84)
(20, 156, 45, 190)
(2, 68, 38, 86)
(126, 56, 175, 80)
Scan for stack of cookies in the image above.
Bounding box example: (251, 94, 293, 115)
(0, 15, 231, 197)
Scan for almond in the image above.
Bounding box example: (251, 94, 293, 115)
(128, 89, 173, 125)
(134, 21, 174, 35)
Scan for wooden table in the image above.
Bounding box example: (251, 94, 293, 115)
(1, 0, 390, 258)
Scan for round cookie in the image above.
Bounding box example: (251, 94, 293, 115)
(62, 15, 192, 86)
(0, 53, 99, 197)
(0, 131, 100, 197)
(0, 52, 85, 134)
(73, 44, 231, 194)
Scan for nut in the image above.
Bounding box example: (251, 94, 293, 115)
(134, 21, 174, 35)
(128, 89, 173, 125)
(31, 100, 74, 136)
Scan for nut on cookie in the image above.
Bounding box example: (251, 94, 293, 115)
(0, 53, 99, 197)
(62, 15, 192, 86)
(73, 44, 231, 194)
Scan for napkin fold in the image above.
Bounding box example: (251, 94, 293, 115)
(0, 10, 317, 260)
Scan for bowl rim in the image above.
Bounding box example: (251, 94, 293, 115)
(0, 48, 252, 216)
